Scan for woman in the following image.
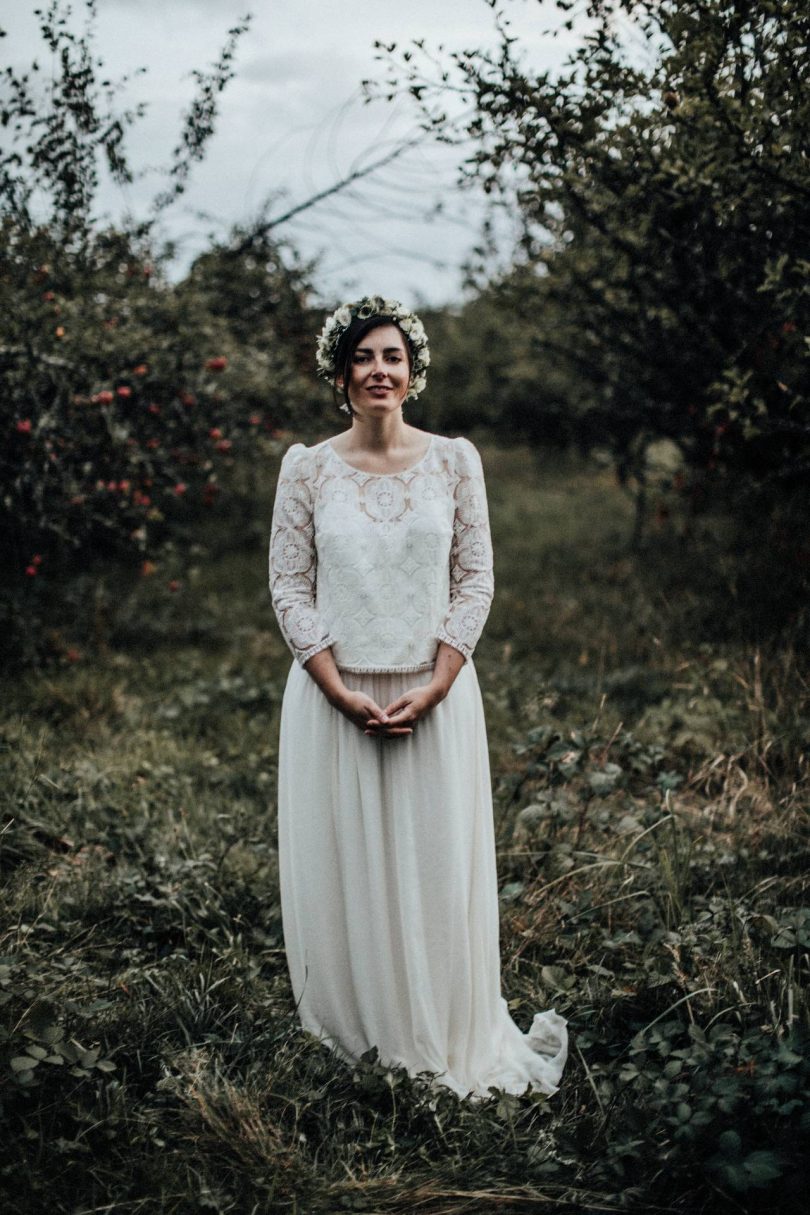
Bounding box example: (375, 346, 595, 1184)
(268, 296, 567, 1100)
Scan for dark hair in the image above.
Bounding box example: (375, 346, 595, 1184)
(333, 315, 413, 415)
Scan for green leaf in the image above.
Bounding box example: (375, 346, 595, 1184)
(743, 1150, 783, 1188)
(540, 965, 575, 991)
(38, 1024, 63, 1046)
(588, 761, 623, 795)
(10, 1055, 38, 1071)
(499, 880, 525, 902)
(717, 1129, 742, 1158)
(715, 1161, 750, 1192)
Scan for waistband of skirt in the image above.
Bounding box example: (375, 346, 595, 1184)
(335, 660, 436, 674)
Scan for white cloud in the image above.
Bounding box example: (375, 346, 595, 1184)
(1, 0, 585, 304)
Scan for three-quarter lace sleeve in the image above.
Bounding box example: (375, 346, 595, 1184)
(269, 443, 335, 666)
(436, 437, 495, 661)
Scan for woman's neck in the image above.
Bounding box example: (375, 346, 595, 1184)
(348, 412, 411, 454)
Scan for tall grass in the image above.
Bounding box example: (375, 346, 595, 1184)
(1, 444, 807, 1214)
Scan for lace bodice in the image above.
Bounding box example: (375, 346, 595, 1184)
(268, 434, 494, 673)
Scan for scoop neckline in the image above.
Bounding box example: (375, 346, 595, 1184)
(326, 434, 435, 478)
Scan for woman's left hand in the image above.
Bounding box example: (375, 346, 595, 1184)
(364, 681, 446, 738)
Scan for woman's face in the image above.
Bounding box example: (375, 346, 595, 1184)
(341, 323, 411, 416)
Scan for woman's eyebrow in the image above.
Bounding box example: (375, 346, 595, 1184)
(354, 345, 404, 354)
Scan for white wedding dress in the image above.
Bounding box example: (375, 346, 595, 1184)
(269, 433, 567, 1099)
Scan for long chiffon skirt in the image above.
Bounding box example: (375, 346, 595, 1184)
(277, 658, 568, 1100)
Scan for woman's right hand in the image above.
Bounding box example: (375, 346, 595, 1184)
(303, 649, 410, 735)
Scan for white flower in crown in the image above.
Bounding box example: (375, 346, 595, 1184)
(315, 295, 430, 401)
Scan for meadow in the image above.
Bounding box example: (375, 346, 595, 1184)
(1, 442, 807, 1214)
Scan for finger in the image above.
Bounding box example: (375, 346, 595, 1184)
(382, 695, 410, 716)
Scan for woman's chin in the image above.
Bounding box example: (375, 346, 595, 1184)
(356, 396, 403, 413)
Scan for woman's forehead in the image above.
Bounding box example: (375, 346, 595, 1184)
(355, 325, 407, 352)
(361, 323, 405, 342)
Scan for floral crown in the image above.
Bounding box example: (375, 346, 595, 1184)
(315, 296, 430, 409)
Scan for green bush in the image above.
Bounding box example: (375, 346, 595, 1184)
(379, 0, 810, 611)
(0, 3, 321, 666)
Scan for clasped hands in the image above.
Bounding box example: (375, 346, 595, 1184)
(305, 642, 466, 740)
(336, 682, 447, 738)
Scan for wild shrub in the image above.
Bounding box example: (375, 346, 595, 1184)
(0, 2, 319, 666)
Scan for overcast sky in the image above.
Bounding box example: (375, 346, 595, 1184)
(1, 0, 588, 307)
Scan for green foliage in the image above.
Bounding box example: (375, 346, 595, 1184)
(1, 446, 808, 1213)
(607, 1018, 808, 1194)
(416, 297, 576, 445)
(378, 0, 810, 611)
(0, 2, 320, 667)
(499, 709, 810, 1205)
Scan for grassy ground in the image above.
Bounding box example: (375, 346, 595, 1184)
(1, 443, 808, 1214)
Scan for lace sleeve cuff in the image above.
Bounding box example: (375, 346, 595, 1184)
(435, 628, 473, 663)
(297, 636, 335, 667)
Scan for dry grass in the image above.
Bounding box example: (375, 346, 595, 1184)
(1, 444, 807, 1214)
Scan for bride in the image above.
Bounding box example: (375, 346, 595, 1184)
(268, 296, 567, 1099)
